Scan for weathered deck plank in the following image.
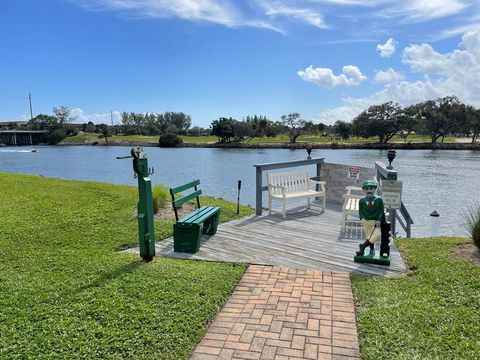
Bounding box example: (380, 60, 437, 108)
(125, 206, 407, 276)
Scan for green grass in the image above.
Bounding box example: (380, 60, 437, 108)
(61, 133, 459, 146)
(351, 237, 480, 360)
(0, 173, 254, 359)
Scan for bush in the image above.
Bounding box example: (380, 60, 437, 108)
(152, 183, 170, 214)
(464, 204, 480, 249)
(159, 133, 183, 147)
(45, 129, 66, 145)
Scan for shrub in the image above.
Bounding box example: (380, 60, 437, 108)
(152, 183, 170, 214)
(45, 129, 66, 145)
(464, 204, 480, 249)
(159, 133, 183, 147)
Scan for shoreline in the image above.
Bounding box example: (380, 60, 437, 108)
(57, 141, 480, 150)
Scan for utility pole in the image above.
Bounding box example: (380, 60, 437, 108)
(28, 92, 33, 120)
(111, 110, 113, 126)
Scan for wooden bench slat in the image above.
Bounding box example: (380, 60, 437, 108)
(173, 190, 202, 208)
(170, 179, 200, 195)
(182, 206, 220, 224)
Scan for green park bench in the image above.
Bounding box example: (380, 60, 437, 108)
(169, 179, 221, 253)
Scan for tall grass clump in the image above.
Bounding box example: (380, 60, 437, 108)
(152, 183, 170, 214)
(464, 203, 480, 249)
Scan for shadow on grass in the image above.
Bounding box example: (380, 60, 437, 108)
(76, 260, 146, 294)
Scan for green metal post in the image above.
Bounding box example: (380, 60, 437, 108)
(133, 156, 155, 261)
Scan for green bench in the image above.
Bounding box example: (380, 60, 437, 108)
(169, 179, 221, 253)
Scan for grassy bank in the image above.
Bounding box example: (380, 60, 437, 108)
(351, 237, 480, 360)
(0, 174, 254, 359)
(60, 133, 458, 146)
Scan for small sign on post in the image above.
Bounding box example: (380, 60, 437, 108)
(347, 166, 360, 179)
(379, 180, 403, 209)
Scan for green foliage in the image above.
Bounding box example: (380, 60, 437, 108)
(280, 112, 306, 143)
(152, 183, 170, 214)
(464, 204, 480, 248)
(45, 128, 66, 144)
(98, 124, 112, 144)
(159, 133, 183, 147)
(211, 117, 236, 143)
(121, 112, 191, 136)
(0, 174, 253, 359)
(352, 237, 480, 360)
(333, 120, 351, 140)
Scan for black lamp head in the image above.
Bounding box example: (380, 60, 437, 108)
(387, 150, 396, 169)
(306, 145, 312, 159)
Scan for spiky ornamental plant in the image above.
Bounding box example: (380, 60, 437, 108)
(464, 203, 480, 249)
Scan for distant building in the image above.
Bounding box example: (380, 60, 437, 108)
(0, 120, 29, 130)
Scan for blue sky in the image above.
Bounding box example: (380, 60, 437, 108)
(1, 0, 480, 126)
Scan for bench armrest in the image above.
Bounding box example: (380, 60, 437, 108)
(310, 180, 326, 192)
(345, 186, 363, 195)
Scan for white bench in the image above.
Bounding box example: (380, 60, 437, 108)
(267, 170, 326, 218)
(341, 186, 363, 232)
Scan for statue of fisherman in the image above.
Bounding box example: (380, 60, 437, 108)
(356, 180, 384, 256)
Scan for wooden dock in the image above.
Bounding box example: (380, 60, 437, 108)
(126, 206, 407, 276)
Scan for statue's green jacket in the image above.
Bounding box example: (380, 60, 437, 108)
(359, 197, 384, 221)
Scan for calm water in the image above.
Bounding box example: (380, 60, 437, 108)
(1, 146, 479, 237)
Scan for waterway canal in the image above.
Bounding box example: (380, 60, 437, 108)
(1, 146, 479, 237)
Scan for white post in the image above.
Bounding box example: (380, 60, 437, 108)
(429, 210, 440, 237)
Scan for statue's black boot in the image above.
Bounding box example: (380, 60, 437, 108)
(356, 241, 372, 256)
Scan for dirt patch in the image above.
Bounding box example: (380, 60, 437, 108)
(454, 243, 480, 266)
(133, 203, 196, 221)
(155, 203, 196, 220)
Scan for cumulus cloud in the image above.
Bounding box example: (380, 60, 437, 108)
(314, 27, 480, 124)
(376, 38, 397, 57)
(373, 68, 404, 84)
(70, 108, 122, 125)
(298, 65, 367, 87)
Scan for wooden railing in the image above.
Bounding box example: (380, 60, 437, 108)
(375, 161, 414, 237)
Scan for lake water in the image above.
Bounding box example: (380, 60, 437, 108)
(1, 145, 479, 238)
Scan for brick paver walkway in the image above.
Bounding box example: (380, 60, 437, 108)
(190, 265, 360, 360)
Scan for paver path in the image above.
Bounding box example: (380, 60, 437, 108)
(190, 265, 360, 360)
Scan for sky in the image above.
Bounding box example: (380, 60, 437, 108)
(1, 0, 480, 127)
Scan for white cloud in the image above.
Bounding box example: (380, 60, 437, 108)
(70, 108, 122, 125)
(258, 1, 327, 28)
(376, 38, 397, 58)
(373, 68, 404, 84)
(298, 65, 367, 87)
(314, 27, 480, 124)
(75, 0, 241, 27)
(380, 0, 469, 22)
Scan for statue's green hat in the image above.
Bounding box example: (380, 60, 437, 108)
(362, 180, 377, 189)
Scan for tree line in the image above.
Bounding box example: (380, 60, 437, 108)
(9, 95, 480, 145)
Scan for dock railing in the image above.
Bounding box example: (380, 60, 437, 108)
(253, 158, 325, 215)
(375, 161, 414, 237)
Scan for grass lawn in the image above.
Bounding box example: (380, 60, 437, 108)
(60, 133, 459, 146)
(351, 237, 480, 360)
(0, 173, 254, 359)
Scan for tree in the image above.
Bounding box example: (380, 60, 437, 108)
(28, 114, 59, 131)
(333, 120, 351, 140)
(211, 117, 236, 143)
(98, 124, 112, 144)
(351, 102, 405, 143)
(53, 106, 76, 127)
(466, 106, 480, 143)
(280, 113, 306, 143)
(414, 96, 466, 143)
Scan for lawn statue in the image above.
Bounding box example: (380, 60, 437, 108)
(354, 180, 392, 266)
